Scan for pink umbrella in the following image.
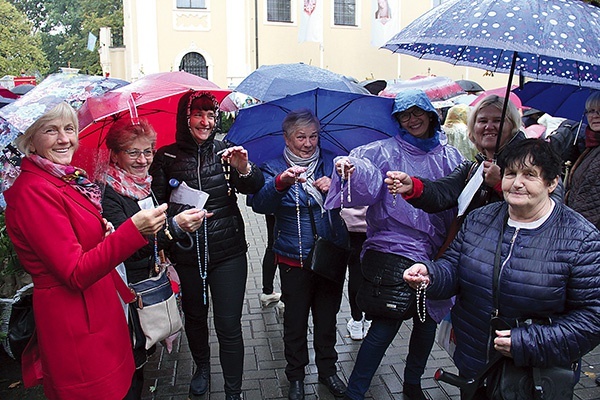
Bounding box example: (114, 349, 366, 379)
(379, 75, 465, 102)
(469, 86, 523, 111)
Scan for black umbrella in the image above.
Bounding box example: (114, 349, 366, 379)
(455, 79, 484, 93)
(10, 84, 35, 96)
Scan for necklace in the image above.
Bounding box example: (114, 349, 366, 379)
(340, 163, 351, 209)
(416, 281, 427, 323)
(294, 176, 303, 268)
(195, 216, 209, 305)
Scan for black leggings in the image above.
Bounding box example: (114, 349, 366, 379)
(176, 254, 248, 395)
(262, 214, 277, 295)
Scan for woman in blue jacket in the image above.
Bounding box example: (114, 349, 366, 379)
(405, 139, 600, 395)
(252, 109, 349, 400)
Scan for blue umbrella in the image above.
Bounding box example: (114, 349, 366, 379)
(383, 0, 600, 89)
(383, 0, 600, 152)
(225, 88, 400, 166)
(234, 63, 369, 103)
(513, 81, 598, 122)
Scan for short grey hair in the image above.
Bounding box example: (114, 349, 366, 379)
(15, 102, 79, 156)
(585, 91, 600, 112)
(282, 109, 320, 138)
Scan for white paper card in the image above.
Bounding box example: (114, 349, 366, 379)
(457, 162, 485, 217)
(137, 196, 155, 210)
(169, 181, 209, 210)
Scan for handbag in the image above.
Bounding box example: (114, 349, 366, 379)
(487, 359, 575, 400)
(129, 267, 183, 350)
(305, 205, 350, 285)
(7, 283, 35, 361)
(355, 250, 416, 320)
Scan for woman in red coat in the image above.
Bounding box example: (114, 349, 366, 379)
(4, 103, 168, 400)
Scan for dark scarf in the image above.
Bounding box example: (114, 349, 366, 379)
(585, 126, 600, 148)
(29, 154, 103, 212)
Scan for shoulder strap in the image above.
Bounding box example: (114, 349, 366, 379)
(492, 214, 509, 315)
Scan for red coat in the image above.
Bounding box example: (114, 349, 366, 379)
(4, 158, 148, 400)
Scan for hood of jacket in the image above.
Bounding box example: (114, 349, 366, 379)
(392, 89, 443, 152)
(175, 91, 220, 153)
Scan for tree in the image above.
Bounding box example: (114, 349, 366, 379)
(0, 0, 48, 76)
(9, 0, 123, 75)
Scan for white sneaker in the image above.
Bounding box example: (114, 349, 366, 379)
(347, 318, 365, 340)
(363, 319, 372, 337)
(259, 292, 281, 307)
(275, 300, 285, 317)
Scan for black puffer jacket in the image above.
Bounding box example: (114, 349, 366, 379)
(150, 92, 264, 267)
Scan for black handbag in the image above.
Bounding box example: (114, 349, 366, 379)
(487, 359, 575, 400)
(7, 285, 35, 362)
(305, 206, 350, 285)
(355, 250, 416, 320)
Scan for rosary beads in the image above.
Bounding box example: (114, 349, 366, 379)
(294, 176, 303, 268)
(416, 281, 427, 323)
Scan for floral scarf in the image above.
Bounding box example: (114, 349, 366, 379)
(29, 154, 103, 212)
(105, 165, 152, 201)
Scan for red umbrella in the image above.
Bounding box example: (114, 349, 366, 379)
(469, 86, 522, 111)
(74, 71, 230, 178)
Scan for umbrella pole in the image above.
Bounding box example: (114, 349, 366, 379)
(494, 51, 518, 161)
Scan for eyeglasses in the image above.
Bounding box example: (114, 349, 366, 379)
(585, 109, 600, 117)
(397, 108, 426, 123)
(122, 149, 155, 159)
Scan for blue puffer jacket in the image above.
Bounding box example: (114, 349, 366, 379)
(252, 153, 347, 260)
(426, 201, 600, 379)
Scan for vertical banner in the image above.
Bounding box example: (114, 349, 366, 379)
(299, 0, 323, 43)
(87, 32, 98, 51)
(371, 0, 399, 47)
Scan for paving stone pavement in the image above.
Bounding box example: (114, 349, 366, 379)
(2, 197, 600, 399)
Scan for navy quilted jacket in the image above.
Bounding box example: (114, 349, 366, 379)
(426, 201, 600, 379)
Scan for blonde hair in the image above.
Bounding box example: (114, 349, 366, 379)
(15, 102, 79, 156)
(467, 95, 520, 152)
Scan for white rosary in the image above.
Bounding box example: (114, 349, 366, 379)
(294, 176, 303, 268)
(416, 281, 427, 323)
(340, 163, 351, 209)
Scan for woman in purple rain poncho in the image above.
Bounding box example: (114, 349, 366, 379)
(325, 89, 463, 400)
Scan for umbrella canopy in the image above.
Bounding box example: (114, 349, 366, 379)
(360, 79, 388, 95)
(379, 75, 465, 102)
(513, 81, 598, 121)
(0, 97, 15, 108)
(0, 73, 128, 149)
(0, 88, 18, 100)
(75, 71, 230, 178)
(383, 0, 600, 89)
(470, 86, 523, 110)
(234, 63, 369, 103)
(456, 79, 484, 93)
(225, 88, 400, 166)
(10, 84, 35, 96)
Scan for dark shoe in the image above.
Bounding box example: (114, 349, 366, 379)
(318, 374, 347, 398)
(403, 383, 426, 400)
(189, 363, 210, 396)
(288, 380, 305, 400)
(225, 394, 242, 400)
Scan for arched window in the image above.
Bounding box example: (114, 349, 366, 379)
(179, 52, 208, 78)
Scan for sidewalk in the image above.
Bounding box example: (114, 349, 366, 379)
(2, 198, 600, 399)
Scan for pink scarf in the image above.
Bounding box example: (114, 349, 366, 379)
(29, 154, 103, 212)
(105, 165, 152, 201)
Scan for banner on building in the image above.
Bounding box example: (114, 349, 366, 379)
(299, 0, 323, 43)
(371, 0, 399, 47)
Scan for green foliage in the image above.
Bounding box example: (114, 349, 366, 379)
(8, 0, 123, 75)
(0, 213, 21, 277)
(0, 0, 48, 75)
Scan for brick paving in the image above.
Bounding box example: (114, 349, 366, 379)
(2, 197, 600, 399)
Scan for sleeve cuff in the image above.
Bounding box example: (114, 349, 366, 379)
(401, 177, 424, 200)
(275, 174, 288, 192)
